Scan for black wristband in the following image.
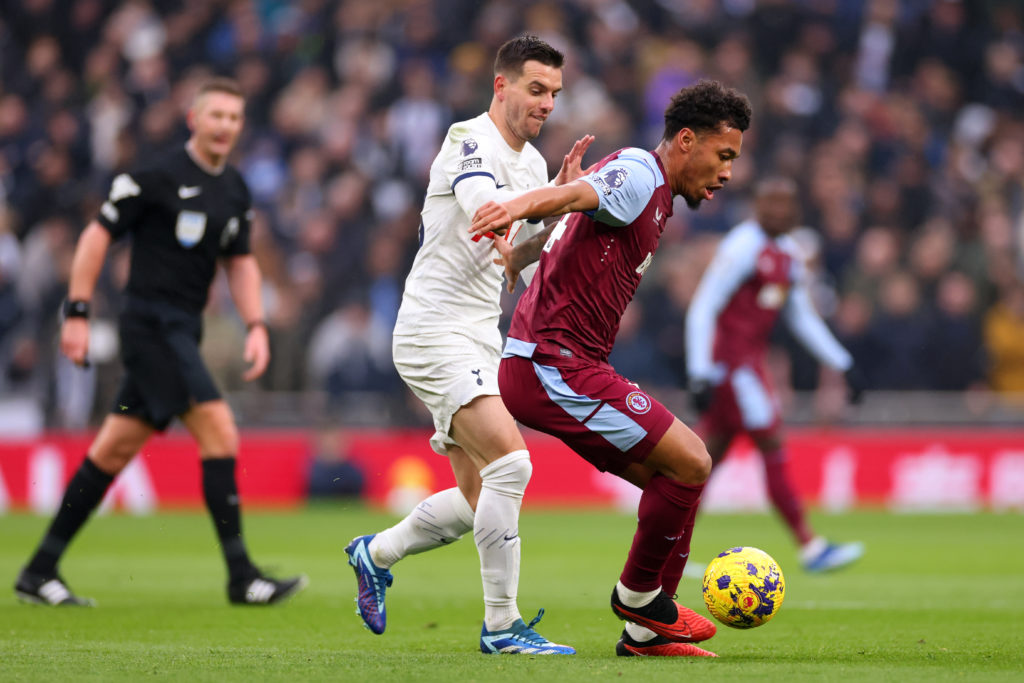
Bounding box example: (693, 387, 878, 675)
(63, 299, 90, 319)
(246, 320, 267, 331)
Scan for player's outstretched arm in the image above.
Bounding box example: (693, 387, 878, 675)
(223, 254, 269, 381)
(553, 135, 596, 186)
(61, 221, 111, 366)
(469, 181, 599, 238)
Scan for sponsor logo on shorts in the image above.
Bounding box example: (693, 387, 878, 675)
(626, 391, 651, 415)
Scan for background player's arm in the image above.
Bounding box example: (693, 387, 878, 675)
(223, 254, 269, 381)
(685, 236, 757, 388)
(782, 284, 853, 372)
(469, 180, 599, 237)
(61, 220, 112, 366)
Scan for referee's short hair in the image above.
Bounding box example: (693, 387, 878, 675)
(195, 77, 244, 102)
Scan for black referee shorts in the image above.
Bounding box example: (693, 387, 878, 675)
(112, 297, 221, 431)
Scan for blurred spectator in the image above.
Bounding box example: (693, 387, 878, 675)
(0, 0, 1023, 426)
(865, 270, 932, 389)
(926, 271, 986, 391)
(306, 426, 366, 500)
(984, 282, 1024, 397)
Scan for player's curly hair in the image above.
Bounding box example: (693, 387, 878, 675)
(663, 80, 751, 140)
(494, 34, 565, 78)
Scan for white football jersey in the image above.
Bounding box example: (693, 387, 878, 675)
(394, 112, 548, 350)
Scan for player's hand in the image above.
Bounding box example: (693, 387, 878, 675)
(843, 365, 867, 405)
(689, 378, 715, 414)
(490, 236, 521, 292)
(470, 201, 513, 239)
(554, 134, 596, 186)
(60, 317, 90, 367)
(242, 322, 270, 381)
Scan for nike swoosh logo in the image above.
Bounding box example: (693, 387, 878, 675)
(612, 604, 694, 641)
(503, 534, 518, 541)
(178, 185, 202, 199)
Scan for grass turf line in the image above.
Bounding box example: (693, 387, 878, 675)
(1, 507, 1022, 681)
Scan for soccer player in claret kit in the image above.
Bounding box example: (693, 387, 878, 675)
(686, 176, 865, 572)
(470, 80, 751, 657)
(14, 78, 306, 607)
(344, 36, 590, 654)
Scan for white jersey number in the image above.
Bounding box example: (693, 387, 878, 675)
(542, 214, 571, 253)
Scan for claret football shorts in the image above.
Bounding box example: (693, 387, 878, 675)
(498, 354, 674, 475)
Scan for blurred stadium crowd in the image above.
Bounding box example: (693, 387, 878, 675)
(1, 0, 1024, 430)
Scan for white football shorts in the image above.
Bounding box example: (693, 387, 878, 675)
(392, 331, 501, 456)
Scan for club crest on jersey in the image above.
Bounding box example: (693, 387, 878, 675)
(594, 167, 630, 196)
(175, 210, 207, 248)
(461, 139, 478, 156)
(757, 283, 788, 310)
(625, 391, 652, 415)
(220, 216, 239, 248)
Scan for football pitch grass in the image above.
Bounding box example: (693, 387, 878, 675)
(1, 506, 1022, 682)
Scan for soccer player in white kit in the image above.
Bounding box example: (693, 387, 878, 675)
(345, 35, 592, 654)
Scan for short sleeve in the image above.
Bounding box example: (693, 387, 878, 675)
(221, 180, 253, 257)
(442, 128, 500, 193)
(577, 153, 660, 227)
(96, 171, 154, 239)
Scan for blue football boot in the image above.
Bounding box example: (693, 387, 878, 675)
(479, 609, 576, 655)
(344, 534, 393, 634)
(803, 540, 865, 572)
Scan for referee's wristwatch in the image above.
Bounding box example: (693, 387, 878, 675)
(63, 299, 90, 319)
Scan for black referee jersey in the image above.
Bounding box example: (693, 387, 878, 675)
(97, 146, 253, 315)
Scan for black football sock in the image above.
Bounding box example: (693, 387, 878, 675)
(201, 457, 256, 582)
(26, 457, 114, 576)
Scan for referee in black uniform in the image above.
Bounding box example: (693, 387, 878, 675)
(15, 78, 306, 606)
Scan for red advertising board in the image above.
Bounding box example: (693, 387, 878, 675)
(1, 428, 1023, 513)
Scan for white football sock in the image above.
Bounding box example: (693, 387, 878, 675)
(475, 449, 532, 631)
(615, 580, 660, 608)
(800, 536, 827, 563)
(369, 487, 475, 569)
(625, 622, 659, 643)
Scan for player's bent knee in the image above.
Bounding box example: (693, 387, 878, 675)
(90, 449, 133, 475)
(479, 449, 532, 499)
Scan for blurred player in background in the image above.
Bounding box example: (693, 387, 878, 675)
(344, 35, 591, 654)
(470, 80, 750, 658)
(14, 78, 306, 607)
(686, 176, 866, 572)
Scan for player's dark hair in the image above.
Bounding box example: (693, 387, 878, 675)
(662, 80, 751, 141)
(195, 77, 244, 101)
(494, 35, 564, 78)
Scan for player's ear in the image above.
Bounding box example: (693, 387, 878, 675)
(186, 107, 196, 132)
(677, 127, 696, 153)
(494, 73, 508, 101)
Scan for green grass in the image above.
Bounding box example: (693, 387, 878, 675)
(1, 506, 1022, 681)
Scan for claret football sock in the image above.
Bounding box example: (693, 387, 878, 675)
(658, 500, 700, 597)
(26, 456, 114, 576)
(201, 456, 255, 581)
(620, 473, 704, 591)
(370, 487, 475, 569)
(763, 447, 814, 545)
